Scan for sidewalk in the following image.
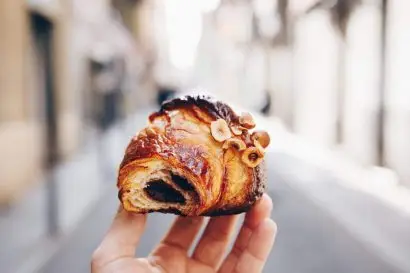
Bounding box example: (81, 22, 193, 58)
(265, 118, 410, 272)
(272, 152, 410, 272)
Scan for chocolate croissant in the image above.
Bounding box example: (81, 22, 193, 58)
(117, 95, 269, 216)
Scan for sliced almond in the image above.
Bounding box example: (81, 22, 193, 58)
(242, 147, 264, 168)
(222, 138, 246, 151)
(211, 119, 232, 142)
(251, 130, 270, 149)
(231, 125, 245, 136)
(146, 127, 157, 137)
(239, 112, 256, 129)
(138, 129, 147, 138)
(152, 117, 167, 130)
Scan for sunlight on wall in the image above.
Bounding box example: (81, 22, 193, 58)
(163, 0, 220, 70)
(253, 0, 280, 39)
(293, 11, 340, 146)
(199, 0, 221, 13)
(288, 0, 318, 16)
(385, 0, 410, 187)
(344, 5, 381, 165)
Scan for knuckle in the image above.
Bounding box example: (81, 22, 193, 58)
(91, 248, 105, 268)
(231, 245, 243, 257)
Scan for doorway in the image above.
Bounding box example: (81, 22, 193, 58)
(30, 13, 58, 166)
(30, 12, 59, 235)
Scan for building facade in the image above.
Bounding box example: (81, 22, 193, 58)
(0, 0, 148, 204)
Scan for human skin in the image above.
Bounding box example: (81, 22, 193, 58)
(91, 194, 277, 273)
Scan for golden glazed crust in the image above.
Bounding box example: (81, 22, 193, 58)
(117, 95, 267, 216)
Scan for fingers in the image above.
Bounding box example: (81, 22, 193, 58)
(244, 193, 273, 229)
(218, 194, 276, 273)
(151, 216, 204, 255)
(92, 207, 147, 267)
(191, 215, 239, 269)
(234, 219, 277, 273)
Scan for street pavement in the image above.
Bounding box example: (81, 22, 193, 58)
(3, 110, 406, 273)
(39, 154, 402, 273)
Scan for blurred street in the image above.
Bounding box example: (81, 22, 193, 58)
(2, 0, 410, 272)
(38, 152, 405, 273)
(4, 111, 404, 273)
(1, 111, 410, 273)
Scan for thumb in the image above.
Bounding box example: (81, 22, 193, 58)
(92, 206, 147, 267)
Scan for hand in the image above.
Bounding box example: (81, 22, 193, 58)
(91, 194, 277, 273)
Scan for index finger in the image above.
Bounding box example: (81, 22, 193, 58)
(92, 207, 147, 267)
(218, 194, 276, 273)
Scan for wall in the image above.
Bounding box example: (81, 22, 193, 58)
(385, 0, 410, 187)
(0, 0, 44, 204)
(343, 4, 382, 166)
(292, 11, 340, 147)
(0, 0, 142, 204)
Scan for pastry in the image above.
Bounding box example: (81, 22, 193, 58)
(117, 95, 269, 216)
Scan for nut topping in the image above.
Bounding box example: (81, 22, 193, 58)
(146, 127, 157, 137)
(251, 130, 270, 149)
(222, 138, 246, 151)
(211, 119, 232, 142)
(242, 147, 264, 168)
(138, 129, 147, 138)
(239, 112, 256, 129)
(231, 125, 245, 136)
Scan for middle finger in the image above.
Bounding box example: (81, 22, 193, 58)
(192, 215, 239, 269)
(152, 216, 204, 255)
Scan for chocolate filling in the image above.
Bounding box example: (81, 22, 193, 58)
(249, 153, 258, 161)
(145, 180, 186, 204)
(171, 174, 195, 191)
(171, 174, 200, 202)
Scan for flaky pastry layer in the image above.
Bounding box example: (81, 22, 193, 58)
(117, 95, 267, 216)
